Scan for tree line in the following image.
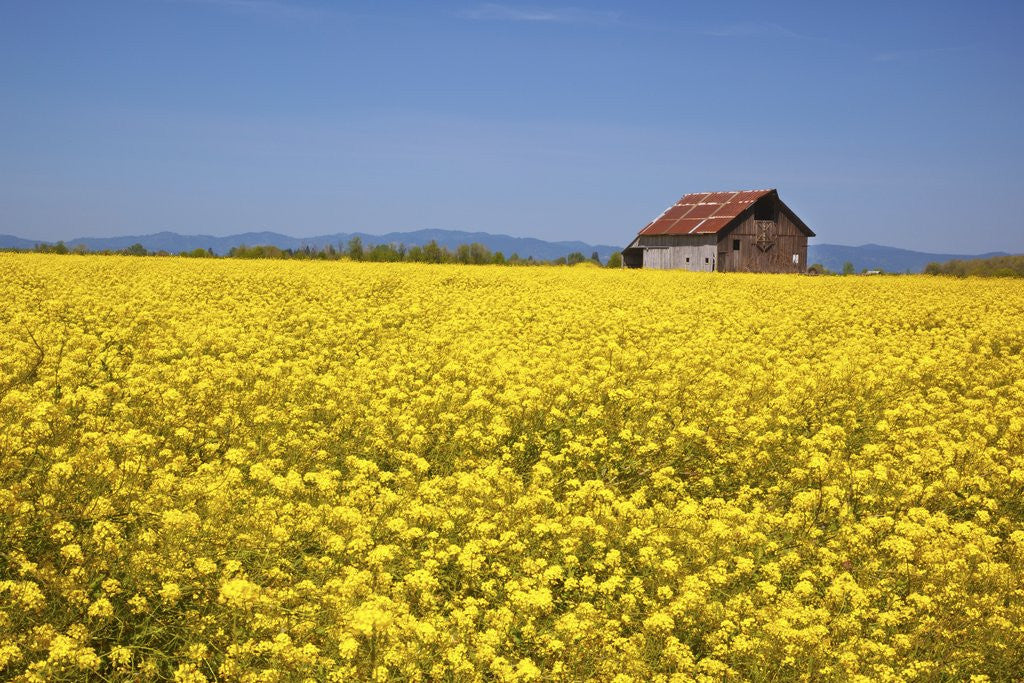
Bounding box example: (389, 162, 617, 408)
(924, 254, 1024, 278)
(12, 237, 626, 268)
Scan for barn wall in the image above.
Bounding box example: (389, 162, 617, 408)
(637, 234, 717, 271)
(716, 212, 808, 273)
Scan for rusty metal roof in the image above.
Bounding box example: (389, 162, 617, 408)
(638, 189, 774, 236)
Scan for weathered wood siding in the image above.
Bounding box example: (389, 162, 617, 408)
(716, 211, 808, 273)
(636, 234, 717, 271)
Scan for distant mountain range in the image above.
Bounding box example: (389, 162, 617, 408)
(806, 243, 1009, 274)
(0, 230, 1013, 272)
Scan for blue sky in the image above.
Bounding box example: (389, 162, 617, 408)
(1, 0, 1022, 252)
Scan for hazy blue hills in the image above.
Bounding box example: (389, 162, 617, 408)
(0, 229, 623, 263)
(0, 234, 40, 250)
(807, 243, 1009, 274)
(0, 230, 1012, 272)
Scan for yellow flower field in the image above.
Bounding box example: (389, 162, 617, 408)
(1, 253, 1023, 681)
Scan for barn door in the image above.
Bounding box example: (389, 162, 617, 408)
(644, 247, 669, 269)
(717, 251, 727, 272)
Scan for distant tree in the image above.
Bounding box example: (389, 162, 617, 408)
(808, 263, 827, 275)
(566, 251, 586, 266)
(36, 241, 69, 255)
(590, 251, 601, 265)
(606, 252, 623, 268)
(493, 251, 506, 265)
(368, 243, 402, 262)
(842, 261, 855, 275)
(347, 236, 364, 261)
(468, 243, 491, 264)
(72, 244, 88, 255)
(423, 240, 443, 263)
(554, 256, 568, 265)
(123, 243, 149, 256)
(231, 245, 284, 259)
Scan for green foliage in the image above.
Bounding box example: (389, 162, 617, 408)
(228, 244, 285, 259)
(32, 241, 70, 255)
(422, 240, 444, 263)
(347, 236, 364, 261)
(367, 243, 402, 262)
(925, 254, 1024, 278)
(454, 243, 493, 264)
(122, 243, 150, 257)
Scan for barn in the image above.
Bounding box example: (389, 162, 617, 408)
(621, 189, 815, 272)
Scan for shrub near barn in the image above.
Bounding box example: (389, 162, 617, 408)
(1, 253, 1023, 681)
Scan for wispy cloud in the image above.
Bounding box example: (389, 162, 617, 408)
(872, 45, 968, 63)
(702, 22, 806, 40)
(458, 3, 620, 25)
(165, 0, 322, 19)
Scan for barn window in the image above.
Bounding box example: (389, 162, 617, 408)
(754, 200, 776, 221)
(732, 239, 740, 251)
(792, 253, 799, 264)
(704, 257, 709, 264)
(685, 257, 690, 263)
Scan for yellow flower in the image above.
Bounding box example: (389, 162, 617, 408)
(108, 645, 132, 668)
(515, 657, 542, 681)
(159, 582, 182, 605)
(87, 597, 114, 618)
(218, 578, 261, 609)
(59, 544, 83, 563)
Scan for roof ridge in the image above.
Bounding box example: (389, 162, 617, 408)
(685, 188, 774, 195)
